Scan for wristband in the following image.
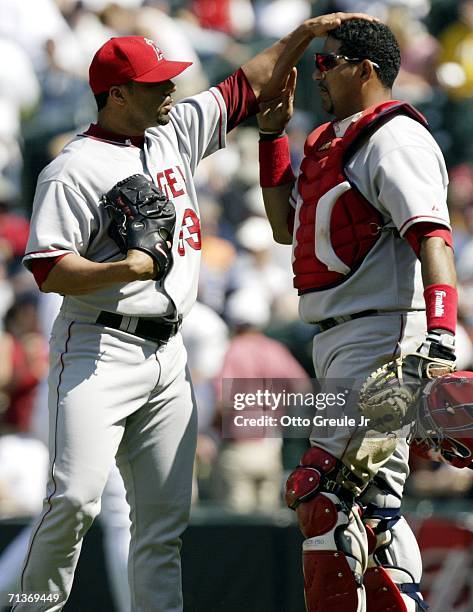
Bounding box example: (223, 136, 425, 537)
(424, 283, 458, 334)
(259, 129, 286, 141)
(259, 134, 295, 188)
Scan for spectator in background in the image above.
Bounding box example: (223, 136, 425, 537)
(387, 6, 440, 104)
(436, 0, 473, 164)
(446, 164, 473, 337)
(134, 3, 209, 98)
(0, 37, 40, 199)
(198, 225, 237, 315)
(230, 215, 292, 305)
(212, 289, 309, 513)
(190, 0, 255, 38)
(0, 296, 48, 518)
(437, 0, 473, 100)
(407, 447, 473, 500)
(181, 301, 229, 500)
(255, 0, 312, 39)
(0, 189, 30, 270)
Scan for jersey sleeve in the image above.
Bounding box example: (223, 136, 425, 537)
(373, 142, 451, 237)
(23, 179, 96, 270)
(216, 67, 259, 132)
(404, 222, 453, 258)
(170, 88, 227, 174)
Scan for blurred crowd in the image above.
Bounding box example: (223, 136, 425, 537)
(1, 0, 473, 524)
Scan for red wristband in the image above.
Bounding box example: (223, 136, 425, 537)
(259, 135, 295, 188)
(423, 283, 458, 334)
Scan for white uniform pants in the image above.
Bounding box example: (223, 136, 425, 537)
(311, 311, 426, 498)
(310, 312, 426, 610)
(14, 315, 197, 612)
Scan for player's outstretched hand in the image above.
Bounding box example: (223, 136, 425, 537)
(303, 12, 379, 38)
(257, 68, 297, 134)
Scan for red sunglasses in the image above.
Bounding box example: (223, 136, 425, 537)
(315, 52, 380, 73)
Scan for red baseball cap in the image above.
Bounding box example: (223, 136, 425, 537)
(89, 36, 192, 95)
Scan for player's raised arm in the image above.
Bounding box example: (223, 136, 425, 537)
(256, 69, 297, 244)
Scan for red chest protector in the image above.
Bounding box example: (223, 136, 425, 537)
(293, 101, 428, 294)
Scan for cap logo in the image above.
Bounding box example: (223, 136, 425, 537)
(144, 38, 164, 62)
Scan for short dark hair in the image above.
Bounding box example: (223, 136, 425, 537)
(95, 91, 109, 111)
(330, 19, 401, 89)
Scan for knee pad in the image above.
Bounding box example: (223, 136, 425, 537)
(363, 506, 427, 612)
(286, 447, 368, 612)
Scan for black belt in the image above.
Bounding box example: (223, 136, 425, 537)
(316, 309, 379, 332)
(96, 311, 181, 345)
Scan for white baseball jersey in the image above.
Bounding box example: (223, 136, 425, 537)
(291, 113, 451, 324)
(23, 88, 228, 320)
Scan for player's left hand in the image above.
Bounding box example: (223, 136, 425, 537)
(102, 174, 176, 282)
(125, 249, 158, 280)
(257, 68, 297, 134)
(358, 331, 456, 432)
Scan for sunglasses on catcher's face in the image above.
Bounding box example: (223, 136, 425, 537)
(314, 53, 380, 73)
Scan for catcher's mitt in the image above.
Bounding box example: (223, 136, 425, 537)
(358, 331, 456, 433)
(102, 174, 176, 281)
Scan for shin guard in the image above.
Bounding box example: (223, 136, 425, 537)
(364, 507, 427, 612)
(286, 447, 368, 612)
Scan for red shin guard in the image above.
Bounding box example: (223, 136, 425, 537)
(364, 566, 407, 612)
(303, 550, 360, 612)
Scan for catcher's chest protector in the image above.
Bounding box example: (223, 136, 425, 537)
(294, 101, 428, 294)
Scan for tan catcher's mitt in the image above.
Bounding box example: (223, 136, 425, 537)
(358, 331, 456, 432)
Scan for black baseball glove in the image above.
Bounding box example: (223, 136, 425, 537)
(102, 174, 176, 281)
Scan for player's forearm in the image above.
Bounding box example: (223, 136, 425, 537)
(262, 184, 294, 244)
(41, 251, 155, 295)
(242, 23, 312, 101)
(420, 237, 457, 288)
(420, 237, 457, 335)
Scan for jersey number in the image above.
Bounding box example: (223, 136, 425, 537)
(178, 209, 201, 256)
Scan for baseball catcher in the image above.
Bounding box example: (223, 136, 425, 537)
(102, 173, 176, 280)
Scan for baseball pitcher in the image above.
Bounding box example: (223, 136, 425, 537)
(18, 14, 376, 612)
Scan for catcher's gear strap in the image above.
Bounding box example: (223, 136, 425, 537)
(302, 550, 363, 612)
(341, 101, 428, 167)
(399, 584, 429, 611)
(363, 505, 401, 534)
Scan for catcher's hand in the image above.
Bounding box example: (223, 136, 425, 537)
(102, 174, 176, 281)
(358, 331, 456, 432)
